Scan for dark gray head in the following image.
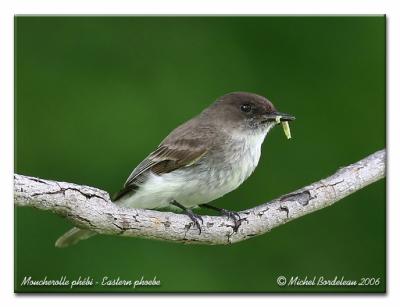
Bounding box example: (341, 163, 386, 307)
(203, 92, 295, 133)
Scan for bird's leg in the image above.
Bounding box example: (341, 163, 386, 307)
(170, 200, 203, 234)
(200, 203, 242, 231)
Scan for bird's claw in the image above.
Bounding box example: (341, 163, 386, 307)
(185, 209, 203, 234)
(220, 209, 242, 232)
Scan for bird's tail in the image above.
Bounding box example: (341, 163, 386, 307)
(55, 227, 97, 248)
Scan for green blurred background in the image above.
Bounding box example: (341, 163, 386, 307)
(15, 16, 385, 293)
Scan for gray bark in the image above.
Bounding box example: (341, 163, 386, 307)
(14, 149, 386, 245)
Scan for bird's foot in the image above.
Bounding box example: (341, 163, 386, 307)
(170, 200, 203, 234)
(219, 208, 242, 232)
(200, 204, 242, 232)
(184, 209, 203, 234)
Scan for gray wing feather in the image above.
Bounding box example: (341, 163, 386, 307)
(113, 114, 215, 201)
(113, 143, 208, 201)
(124, 146, 171, 186)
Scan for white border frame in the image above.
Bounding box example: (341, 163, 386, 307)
(1, 1, 399, 306)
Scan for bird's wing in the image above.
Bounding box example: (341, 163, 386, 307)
(113, 140, 208, 201)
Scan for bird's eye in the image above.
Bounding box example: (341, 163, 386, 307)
(240, 104, 252, 113)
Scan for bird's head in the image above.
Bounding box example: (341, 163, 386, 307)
(207, 92, 295, 135)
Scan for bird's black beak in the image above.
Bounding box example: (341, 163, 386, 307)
(262, 111, 296, 122)
(273, 111, 296, 122)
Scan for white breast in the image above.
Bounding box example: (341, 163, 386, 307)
(117, 129, 270, 210)
(225, 130, 267, 186)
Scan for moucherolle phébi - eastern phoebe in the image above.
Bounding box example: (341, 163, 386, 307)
(56, 92, 295, 247)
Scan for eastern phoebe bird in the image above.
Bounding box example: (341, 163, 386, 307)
(56, 92, 295, 247)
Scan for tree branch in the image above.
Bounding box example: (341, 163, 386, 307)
(14, 149, 386, 245)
